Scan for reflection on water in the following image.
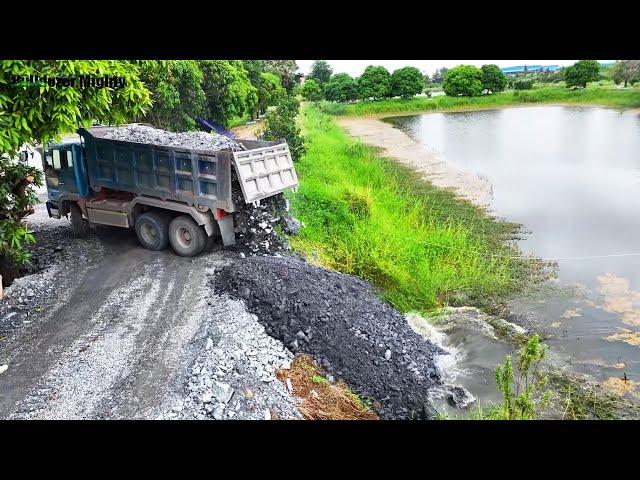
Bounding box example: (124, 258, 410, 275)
(387, 106, 640, 400)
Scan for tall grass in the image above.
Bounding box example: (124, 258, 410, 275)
(319, 85, 640, 116)
(287, 106, 533, 313)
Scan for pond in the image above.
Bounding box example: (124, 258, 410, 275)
(385, 106, 640, 405)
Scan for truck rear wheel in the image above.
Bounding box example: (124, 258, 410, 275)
(70, 203, 90, 238)
(169, 215, 206, 257)
(135, 212, 169, 251)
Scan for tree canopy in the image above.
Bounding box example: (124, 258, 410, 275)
(309, 60, 333, 85)
(391, 66, 424, 98)
(138, 60, 205, 131)
(357, 66, 392, 100)
(300, 79, 323, 102)
(443, 65, 483, 97)
(564, 60, 600, 89)
(324, 73, 358, 102)
(480, 64, 507, 94)
(612, 60, 640, 87)
(199, 60, 257, 127)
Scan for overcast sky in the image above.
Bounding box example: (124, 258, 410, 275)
(295, 60, 613, 77)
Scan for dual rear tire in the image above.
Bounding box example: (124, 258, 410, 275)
(135, 212, 208, 257)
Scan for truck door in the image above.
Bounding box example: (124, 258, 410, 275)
(43, 147, 63, 202)
(59, 145, 79, 194)
(43, 146, 79, 202)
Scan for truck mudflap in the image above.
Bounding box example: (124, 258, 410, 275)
(232, 143, 299, 204)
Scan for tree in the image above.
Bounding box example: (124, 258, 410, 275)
(442, 65, 483, 97)
(480, 64, 507, 94)
(255, 72, 284, 116)
(391, 66, 425, 98)
(262, 96, 306, 162)
(564, 60, 600, 89)
(300, 79, 323, 102)
(199, 60, 257, 127)
(263, 60, 298, 93)
(309, 60, 333, 86)
(138, 60, 205, 131)
(324, 73, 358, 103)
(612, 60, 640, 87)
(357, 65, 392, 100)
(0, 60, 151, 278)
(431, 67, 448, 85)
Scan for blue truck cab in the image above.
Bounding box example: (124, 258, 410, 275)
(41, 125, 298, 257)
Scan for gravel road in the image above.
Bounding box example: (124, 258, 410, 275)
(0, 204, 300, 420)
(1, 201, 453, 420)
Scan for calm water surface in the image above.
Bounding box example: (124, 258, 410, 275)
(386, 106, 640, 400)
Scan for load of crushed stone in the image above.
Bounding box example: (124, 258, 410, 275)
(103, 124, 246, 152)
(214, 255, 447, 419)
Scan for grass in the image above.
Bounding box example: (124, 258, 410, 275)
(277, 355, 378, 420)
(318, 84, 640, 117)
(287, 105, 537, 314)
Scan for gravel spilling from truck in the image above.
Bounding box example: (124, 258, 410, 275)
(102, 124, 246, 152)
(214, 255, 446, 419)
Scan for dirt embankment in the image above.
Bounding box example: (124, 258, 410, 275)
(338, 117, 493, 209)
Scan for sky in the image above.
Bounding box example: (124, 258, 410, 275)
(295, 60, 613, 77)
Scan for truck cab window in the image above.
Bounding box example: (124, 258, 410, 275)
(52, 149, 62, 170)
(66, 150, 73, 168)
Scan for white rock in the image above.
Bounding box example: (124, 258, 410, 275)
(264, 409, 271, 420)
(384, 349, 392, 360)
(206, 338, 214, 350)
(0, 365, 8, 375)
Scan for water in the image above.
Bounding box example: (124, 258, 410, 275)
(386, 106, 640, 400)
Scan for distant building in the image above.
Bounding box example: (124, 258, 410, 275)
(501, 65, 561, 75)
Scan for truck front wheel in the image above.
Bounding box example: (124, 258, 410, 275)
(169, 215, 206, 257)
(70, 203, 90, 238)
(135, 212, 169, 251)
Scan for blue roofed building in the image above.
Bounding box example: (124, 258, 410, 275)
(501, 65, 561, 75)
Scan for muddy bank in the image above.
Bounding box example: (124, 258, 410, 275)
(338, 117, 492, 209)
(213, 255, 447, 419)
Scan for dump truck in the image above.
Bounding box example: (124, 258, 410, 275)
(40, 124, 299, 257)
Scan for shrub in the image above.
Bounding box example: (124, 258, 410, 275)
(494, 334, 551, 419)
(514, 80, 533, 90)
(443, 65, 483, 97)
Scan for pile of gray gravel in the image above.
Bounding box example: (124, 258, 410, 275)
(102, 124, 246, 152)
(159, 294, 302, 420)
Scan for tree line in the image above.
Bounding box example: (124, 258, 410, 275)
(304, 60, 640, 102)
(301, 61, 426, 102)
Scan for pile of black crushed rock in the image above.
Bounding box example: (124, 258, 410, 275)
(213, 255, 446, 419)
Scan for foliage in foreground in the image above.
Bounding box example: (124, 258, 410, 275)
(288, 106, 528, 312)
(262, 96, 306, 162)
(0, 60, 151, 270)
